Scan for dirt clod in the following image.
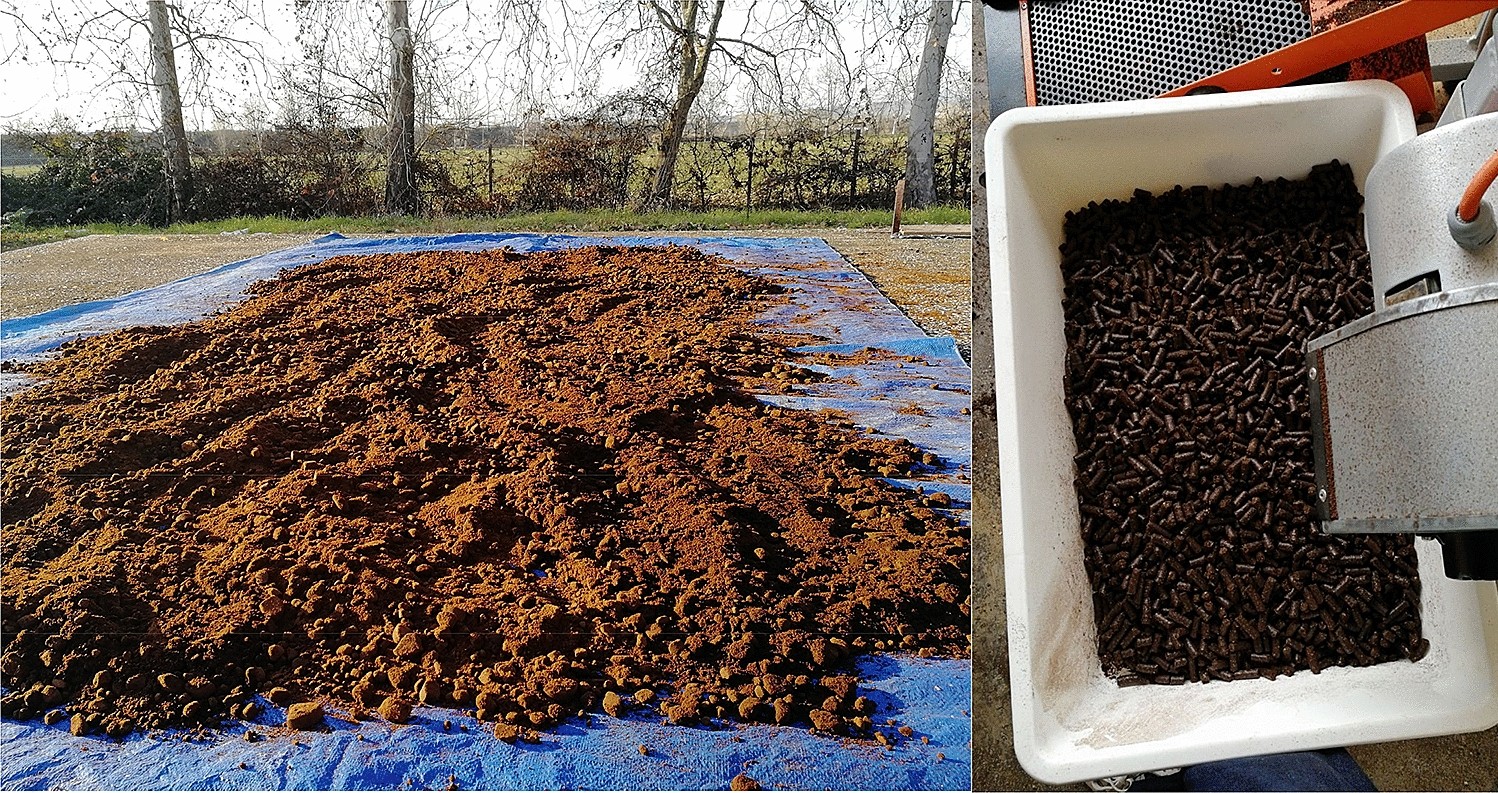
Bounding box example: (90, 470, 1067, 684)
(0, 246, 968, 737)
(104, 716, 134, 738)
(664, 694, 700, 725)
(378, 697, 413, 724)
(284, 702, 323, 730)
(730, 773, 763, 790)
(808, 709, 842, 732)
(492, 722, 519, 743)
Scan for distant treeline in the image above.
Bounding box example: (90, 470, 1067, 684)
(1, 114, 968, 227)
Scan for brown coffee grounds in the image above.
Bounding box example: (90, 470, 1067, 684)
(0, 245, 969, 740)
(1309, 0, 1399, 32)
(1060, 163, 1423, 685)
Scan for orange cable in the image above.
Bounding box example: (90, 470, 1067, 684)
(1458, 148, 1498, 222)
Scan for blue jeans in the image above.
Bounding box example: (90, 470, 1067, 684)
(1129, 749, 1376, 792)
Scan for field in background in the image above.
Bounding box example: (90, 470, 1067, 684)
(0, 205, 970, 250)
(431, 130, 970, 213)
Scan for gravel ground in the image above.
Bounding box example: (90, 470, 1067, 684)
(648, 227, 970, 355)
(0, 231, 971, 358)
(1, 233, 322, 319)
(970, 18, 1498, 789)
(812, 228, 971, 356)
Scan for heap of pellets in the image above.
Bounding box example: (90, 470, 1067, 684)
(0, 245, 969, 739)
(1060, 161, 1424, 686)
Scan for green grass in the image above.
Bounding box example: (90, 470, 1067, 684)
(1, 206, 970, 250)
(0, 226, 94, 248)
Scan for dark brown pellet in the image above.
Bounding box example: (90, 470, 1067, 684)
(1061, 161, 1423, 686)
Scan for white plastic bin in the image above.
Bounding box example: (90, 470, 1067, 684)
(985, 81, 1498, 784)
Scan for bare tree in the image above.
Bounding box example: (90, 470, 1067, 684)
(146, 0, 190, 220)
(1, 1, 273, 121)
(384, 0, 417, 214)
(285, 0, 555, 215)
(639, 0, 724, 210)
(577, 0, 847, 211)
(903, 0, 958, 208)
(2, 0, 966, 217)
(617, 0, 968, 211)
(1, 0, 272, 219)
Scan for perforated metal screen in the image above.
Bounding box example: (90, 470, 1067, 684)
(1027, 0, 1312, 105)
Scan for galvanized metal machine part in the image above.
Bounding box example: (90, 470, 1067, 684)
(1024, 0, 1309, 105)
(1308, 285, 1498, 530)
(1438, 10, 1498, 126)
(1362, 113, 1498, 298)
(1309, 105, 1498, 580)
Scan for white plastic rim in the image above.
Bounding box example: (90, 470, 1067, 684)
(984, 80, 1498, 785)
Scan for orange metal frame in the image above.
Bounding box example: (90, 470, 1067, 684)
(1019, 2, 1037, 106)
(1162, 0, 1498, 98)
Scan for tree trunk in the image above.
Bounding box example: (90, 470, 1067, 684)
(903, 0, 956, 209)
(384, 0, 420, 215)
(147, 0, 191, 222)
(640, 0, 725, 211)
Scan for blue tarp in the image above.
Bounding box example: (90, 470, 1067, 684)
(0, 233, 971, 790)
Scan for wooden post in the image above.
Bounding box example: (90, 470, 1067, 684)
(892, 178, 906, 236)
(850, 127, 861, 205)
(948, 133, 961, 201)
(745, 134, 755, 213)
(486, 143, 494, 202)
(147, 0, 191, 222)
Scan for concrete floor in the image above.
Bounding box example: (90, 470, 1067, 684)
(970, 10, 1498, 790)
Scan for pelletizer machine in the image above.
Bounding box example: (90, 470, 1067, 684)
(981, 1, 1498, 784)
(1308, 82, 1498, 582)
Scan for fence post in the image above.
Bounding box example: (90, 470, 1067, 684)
(948, 133, 960, 202)
(893, 178, 906, 235)
(619, 157, 629, 209)
(850, 127, 861, 206)
(745, 134, 755, 213)
(487, 143, 494, 202)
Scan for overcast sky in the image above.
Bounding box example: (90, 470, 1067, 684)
(0, 1, 971, 132)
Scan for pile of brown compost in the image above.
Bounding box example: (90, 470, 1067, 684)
(0, 245, 969, 741)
